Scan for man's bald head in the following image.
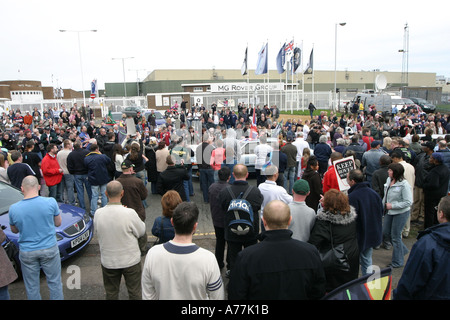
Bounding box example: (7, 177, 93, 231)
(105, 180, 123, 199)
(262, 200, 291, 230)
(233, 164, 248, 180)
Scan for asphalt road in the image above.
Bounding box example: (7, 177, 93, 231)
(6, 176, 419, 300)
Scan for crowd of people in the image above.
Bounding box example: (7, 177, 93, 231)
(1, 100, 449, 300)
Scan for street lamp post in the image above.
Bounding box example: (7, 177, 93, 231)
(112, 57, 134, 98)
(334, 22, 346, 112)
(59, 29, 97, 107)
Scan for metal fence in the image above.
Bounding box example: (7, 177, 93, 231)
(187, 90, 355, 113)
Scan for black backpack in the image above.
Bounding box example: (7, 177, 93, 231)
(225, 186, 255, 237)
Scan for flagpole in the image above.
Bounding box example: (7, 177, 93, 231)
(266, 40, 269, 109)
(301, 41, 304, 111)
(291, 36, 295, 114)
(312, 43, 315, 106)
(279, 42, 282, 110)
(247, 43, 249, 109)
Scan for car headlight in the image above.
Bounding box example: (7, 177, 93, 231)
(83, 211, 91, 223)
(56, 233, 63, 241)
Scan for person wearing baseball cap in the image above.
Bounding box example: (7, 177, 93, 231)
(287, 179, 316, 242)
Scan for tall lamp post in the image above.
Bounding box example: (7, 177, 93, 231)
(112, 57, 134, 97)
(59, 29, 97, 107)
(334, 22, 346, 112)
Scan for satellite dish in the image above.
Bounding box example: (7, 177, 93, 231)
(375, 74, 387, 91)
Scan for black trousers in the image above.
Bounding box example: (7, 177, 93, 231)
(424, 195, 439, 229)
(214, 226, 227, 269)
(226, 239, 257, 271)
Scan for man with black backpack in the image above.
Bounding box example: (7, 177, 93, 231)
(218, 164, 263, 278)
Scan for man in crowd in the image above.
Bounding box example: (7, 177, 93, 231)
(208, 166, 231, 270)
(41, 143, 63, 202)
(281, 133, 298, 195)
(141, 202, 224, 300)
(394, 195, 450, 300)
(57, 139, 75, 205)
(84, 143, 112, 216)
(94, 180, 146, 300)
(422, 153, 450, 229)
(361, 140, 385, 183)
(6, 150, 36, 189)
(67, 140, 92, 210)
(218, 164, 263, 278)
(288, 179, 317, 242)
(9, 175, 64, 300)
(116, 159, 149, 256)
(228, 200, 326, 300)
(347, 169, 384, 276)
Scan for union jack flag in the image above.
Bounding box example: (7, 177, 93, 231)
(284, 40, 294, 58)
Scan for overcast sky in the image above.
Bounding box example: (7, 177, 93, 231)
(1, 0, 449, 91)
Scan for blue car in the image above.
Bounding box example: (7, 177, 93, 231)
(0, 181, 93, 274)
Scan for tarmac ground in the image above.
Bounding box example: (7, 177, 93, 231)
(6, 176, 420, 300)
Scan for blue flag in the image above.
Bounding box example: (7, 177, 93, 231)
(255, 43, 268, 75)
(304, 48, 314, 74)
(276, 43, 286, 74)
(291, 47, 301, 74)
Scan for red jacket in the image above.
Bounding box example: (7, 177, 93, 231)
(41, 153, 63, 187)
(322, 165, 340, 194)
(362, 135, 374, 151)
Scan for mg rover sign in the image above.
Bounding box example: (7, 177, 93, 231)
(210, 82, 284, 93)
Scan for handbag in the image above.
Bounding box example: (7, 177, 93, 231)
(2, 239, 19, 261)
(319, 223, 350, 272)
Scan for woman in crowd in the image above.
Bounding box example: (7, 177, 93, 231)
(382, 163, 413, 268)
(308, 189, 359, 292)
(151, 190, 182, 244)
(302, 156, 323, 212)
(112, 144, 125, 179)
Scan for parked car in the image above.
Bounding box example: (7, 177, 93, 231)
(391, 97, 424, 114)
(0, 182, 93, 275)
(143, 109, 166, 128)
(188, 137, 279, 174)
(407, 97, 436, 113)
(123, 106, 143, 117)
(104, 111, 125, 124)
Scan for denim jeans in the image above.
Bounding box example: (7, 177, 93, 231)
(284, 166, 296, 195)
(382, 210, 410, 267)
(199, 168, 214, 202)
(61, 174, 75, 205)
(48, 183, 63, 202)
(0, 286, 10, 300)
(74, 174, 92, 210)
(19, 244, 64, 300)
(91, 184, 107, 216)
(359, 247, 374, 276)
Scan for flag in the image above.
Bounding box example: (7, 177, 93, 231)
(322, 267, 393, 300)
(90, 79, 97, 99)
(241, 47, 248, 76)
(284, 39, 294, 59)
(255, 43, 268, 75)
(304, 48, 314, 74)
(250, 107, 258, 139)
(276, 43, 286, 74)
(291, 47, 301, 73)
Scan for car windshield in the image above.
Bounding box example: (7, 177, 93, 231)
(402, 99, 414, 104)
(111, 113, 123, 120)
(0, 183, 24, 215)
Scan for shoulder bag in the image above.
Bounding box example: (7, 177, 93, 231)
(319, 222, 350, 272)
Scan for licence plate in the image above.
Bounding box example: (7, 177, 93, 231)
(71, 230, 89, 248)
